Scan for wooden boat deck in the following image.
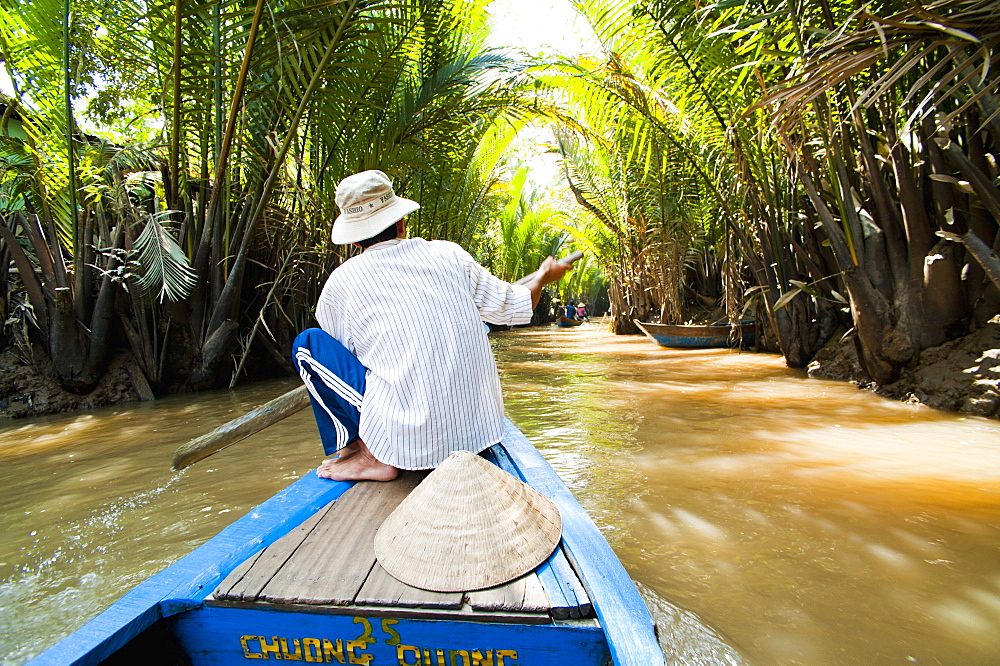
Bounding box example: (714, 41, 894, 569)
(208, 469, 594, 624)
(35, 425, 664, 666)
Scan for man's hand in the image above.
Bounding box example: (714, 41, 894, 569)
(522, 255, 575, 307)
(536, 255, 573, 285)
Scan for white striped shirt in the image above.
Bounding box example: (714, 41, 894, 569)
(315, 237, 533, 469)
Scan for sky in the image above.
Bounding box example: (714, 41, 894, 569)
(1, 0, 599, 99)
(487, 0, 599, 56)
(485, 0, 602, 190)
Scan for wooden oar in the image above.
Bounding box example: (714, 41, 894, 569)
(513, 250, 583, 285)
(172, 251, 583, 470)
(172, 385, 310, 470)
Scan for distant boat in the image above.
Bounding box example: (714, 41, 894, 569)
(634, 320, 755, 349)
(31, 420, 664, 666)
(557, 316, 583, 327)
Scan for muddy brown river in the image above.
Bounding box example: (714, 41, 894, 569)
(3, 325, 1000, 664)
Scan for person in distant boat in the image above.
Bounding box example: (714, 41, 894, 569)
(292, 170, 572, 482)
(576, 303, 589, 322)
(564, 303, 576, 320)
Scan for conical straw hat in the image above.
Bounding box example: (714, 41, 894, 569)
(374, 450, 562, 592)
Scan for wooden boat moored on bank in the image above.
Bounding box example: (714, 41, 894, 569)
(31, 420, 663, 666)
(634, 320, 754, 349)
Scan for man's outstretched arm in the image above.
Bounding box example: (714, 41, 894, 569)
(520, 256, 574, 307)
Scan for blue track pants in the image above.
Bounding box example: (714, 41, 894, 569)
(291, 328, 367, 456)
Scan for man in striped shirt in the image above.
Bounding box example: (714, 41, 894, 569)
(293, 170, 571, 482)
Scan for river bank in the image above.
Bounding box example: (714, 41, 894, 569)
(808, 317, 1000, 419)
(0, 346, 148, 419)
(4, 319, 1000, 421)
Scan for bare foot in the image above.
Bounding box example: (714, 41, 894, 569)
(318, 441, 361, 471)
(316, 439, 398, 482)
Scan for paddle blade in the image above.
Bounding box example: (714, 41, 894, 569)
(171, 385, 311, 470)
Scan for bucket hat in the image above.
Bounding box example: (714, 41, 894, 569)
(331, 170, 420, 244)
(373, 450, 562, 592)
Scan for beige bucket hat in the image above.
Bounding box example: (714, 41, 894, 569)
(331, 170, 420, 244)
(374, 450, 562, 592)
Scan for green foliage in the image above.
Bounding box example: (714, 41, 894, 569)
(533, 32, 728, 328)
(131, 211, 197, 302)
(487, 166, 566, 280)
(8, 0, 992, 393)
(554, 0, 1000, 374)
(0, 139, 34, 212)
(0, 0, 562, 391)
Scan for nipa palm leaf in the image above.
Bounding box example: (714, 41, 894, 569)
(132, 211, 198, 302)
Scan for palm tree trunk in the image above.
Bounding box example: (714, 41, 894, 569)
(196, 0, 362, 386)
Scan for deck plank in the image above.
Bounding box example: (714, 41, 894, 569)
(202, 597, 559, 624)
(486, 445, 594, 618)
(355, 561, 464, 609)
(521, 572, 550, 612)
(499, 421, 666, 665)
(215, 502, 334, 601)
(468, 572, 550, 612)
(468, 576, 526, 611)
(536, 554, 578, 619)
(534, 553, 575, 619)
(259, 472, 424, 605)
(211, 450, 595, 622)
(212, 549, 264, 600)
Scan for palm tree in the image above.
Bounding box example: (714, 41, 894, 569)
(0, 0, 183, 389)
(753, 0, 1000, 381)
(536, 36, 730, 333)
(1, 0, 567, 396)
(562, 0, 999, 381)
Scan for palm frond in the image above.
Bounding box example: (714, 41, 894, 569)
(132, 211, 197, 302)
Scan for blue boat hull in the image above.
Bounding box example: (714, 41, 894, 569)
(168, 605, 608, 664)
(31, 420, 663, 666)
(635, 321, 755, 348)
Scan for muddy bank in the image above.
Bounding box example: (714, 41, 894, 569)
(808, 318, 1000, 419)
(6, 319, 1000, 421)
(0, 346, 152, 419)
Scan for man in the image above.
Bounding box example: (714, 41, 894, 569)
(293, 169, 571, 482)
